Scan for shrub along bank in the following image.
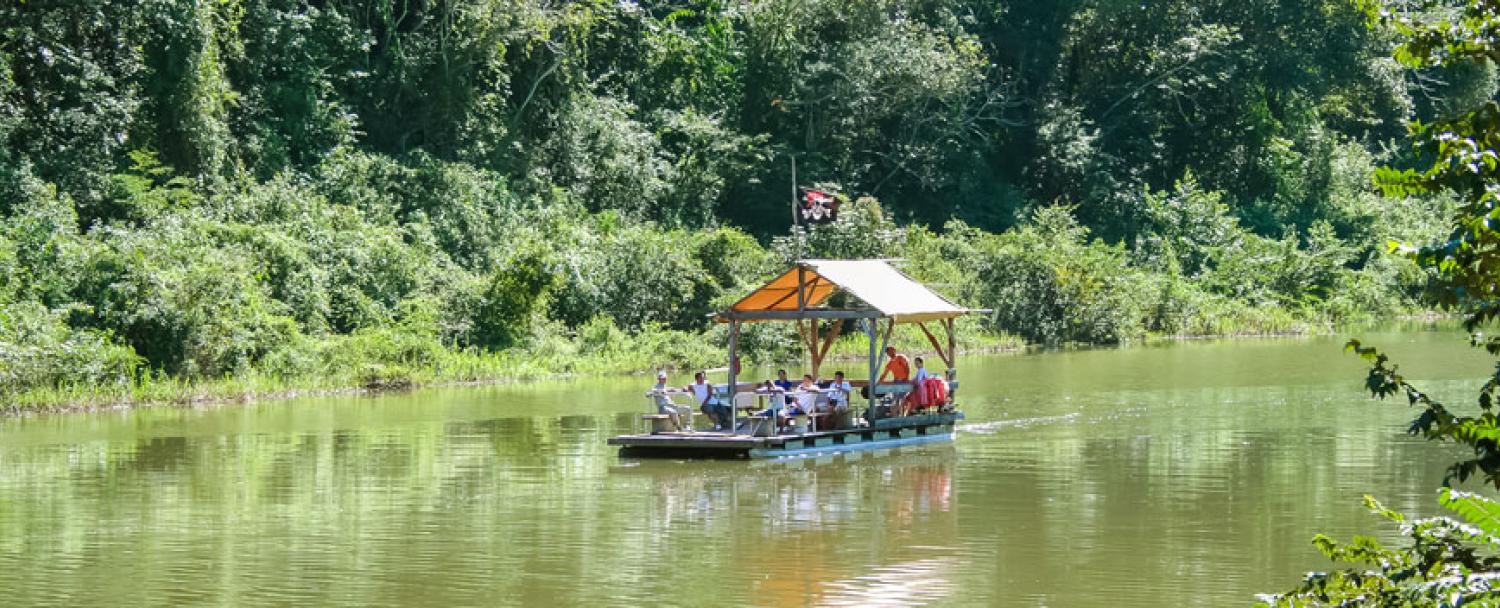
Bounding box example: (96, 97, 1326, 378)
(0, 0, 1462, 411)
(0, 149, 1443, 412)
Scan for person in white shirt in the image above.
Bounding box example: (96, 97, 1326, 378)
(650, 371, 693, 429)
(792, 374, 820, 415)
(688, 371, 731, 431)
(826, 371, 853, 412)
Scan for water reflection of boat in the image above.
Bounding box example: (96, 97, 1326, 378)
(609, 260, 986, 459)
(612, 446, 961, 604)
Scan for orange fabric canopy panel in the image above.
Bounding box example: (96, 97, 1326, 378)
(724, 259, 967, 323)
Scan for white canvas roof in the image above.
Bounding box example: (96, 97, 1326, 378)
(722, 259, 969, 323)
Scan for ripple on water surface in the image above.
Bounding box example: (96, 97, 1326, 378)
(0, 328, 1488, 606)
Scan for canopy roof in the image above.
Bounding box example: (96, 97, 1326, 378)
(718, 259, 972, 323)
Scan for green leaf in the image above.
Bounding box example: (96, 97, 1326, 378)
(1440, 487, 1500, 537)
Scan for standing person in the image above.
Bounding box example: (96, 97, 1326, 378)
(908, 357, 931, 415)
(650, 371, 692, 430)
(688, 371, 731, 431)
(876, 347, 912, 420)
(877, 347, 911, 383)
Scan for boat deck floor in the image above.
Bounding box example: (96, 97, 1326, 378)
(608, 412, 964, 458)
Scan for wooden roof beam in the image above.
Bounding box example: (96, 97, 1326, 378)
(715, 309, 881, 321)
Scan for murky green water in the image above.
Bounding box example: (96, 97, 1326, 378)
(0, 327, 1493, 606)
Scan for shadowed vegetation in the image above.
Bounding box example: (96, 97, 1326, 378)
(0, 0, 1474, 409)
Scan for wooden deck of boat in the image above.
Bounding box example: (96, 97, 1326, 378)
(609, 412, 964, 458)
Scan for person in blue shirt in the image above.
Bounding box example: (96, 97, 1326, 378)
(907, 357, 932, 415)
(773, 369, 796, 406)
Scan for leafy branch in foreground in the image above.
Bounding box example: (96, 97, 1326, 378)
(1262, 1, 1500, 604)
(1261, 491, 1500, 606)
(1346, 339, 1500, 489)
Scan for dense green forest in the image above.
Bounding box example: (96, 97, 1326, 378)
(0, 0, 1480, 407)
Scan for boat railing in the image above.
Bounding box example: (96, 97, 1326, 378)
(710, 381, 956, 400)
(638, 379, 959, 436)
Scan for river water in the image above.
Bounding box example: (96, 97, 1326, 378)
(0, 327, 1492, 606)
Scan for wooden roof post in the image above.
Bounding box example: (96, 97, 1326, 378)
(809, 319, 820, 377)
(865, 318, 878, 415)
(728, 320, 740, 432)
(946, 318, 957, 381)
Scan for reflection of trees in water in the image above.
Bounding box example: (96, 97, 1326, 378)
(0, 413, 648, 605)
(1, 415, 962, 605)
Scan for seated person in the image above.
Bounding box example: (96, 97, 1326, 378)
(650, 371, 692, 428)
(789, 374, 821, 416)
(755, 374, 817, 433)
(791, 374, 829, 431)
(773, 369, 797, 405)
(687, 371, 732, 431)
(754, 379, 784, 419)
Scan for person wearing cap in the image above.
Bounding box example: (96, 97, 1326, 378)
(650, 371, 692, 429)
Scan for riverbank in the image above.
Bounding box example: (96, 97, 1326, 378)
(0, 326, 1023, 415)
(0, 314, 1369, 416)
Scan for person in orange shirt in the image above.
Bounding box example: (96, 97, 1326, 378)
(878, 346, 911, 383)
(878, 347, 922, 417)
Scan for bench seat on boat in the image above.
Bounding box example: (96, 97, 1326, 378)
(642, 412, 703, 433)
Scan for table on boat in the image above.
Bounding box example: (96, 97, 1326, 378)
(733, 388, 839, 432)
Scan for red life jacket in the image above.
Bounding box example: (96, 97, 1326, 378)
(923, 377, 946, 405)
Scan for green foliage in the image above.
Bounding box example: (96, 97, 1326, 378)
(1263, 493, 1500, 606)
(974, 207, 1145, 344)
(535, 92, 672, 221)
(0, 0, 1455, 408)
(1367, 1, 1500, 335)
(470, 251, 555, 350)
(1347, 339, 1500, 488)
(1442, 488, 1500, 536)
(0, 301, 142, 394)
(0, 0, 1449, 237)
(1267, 4, 1500, 603)
(138, 0, 236, 179)
(1133, 173, 1243, 277)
